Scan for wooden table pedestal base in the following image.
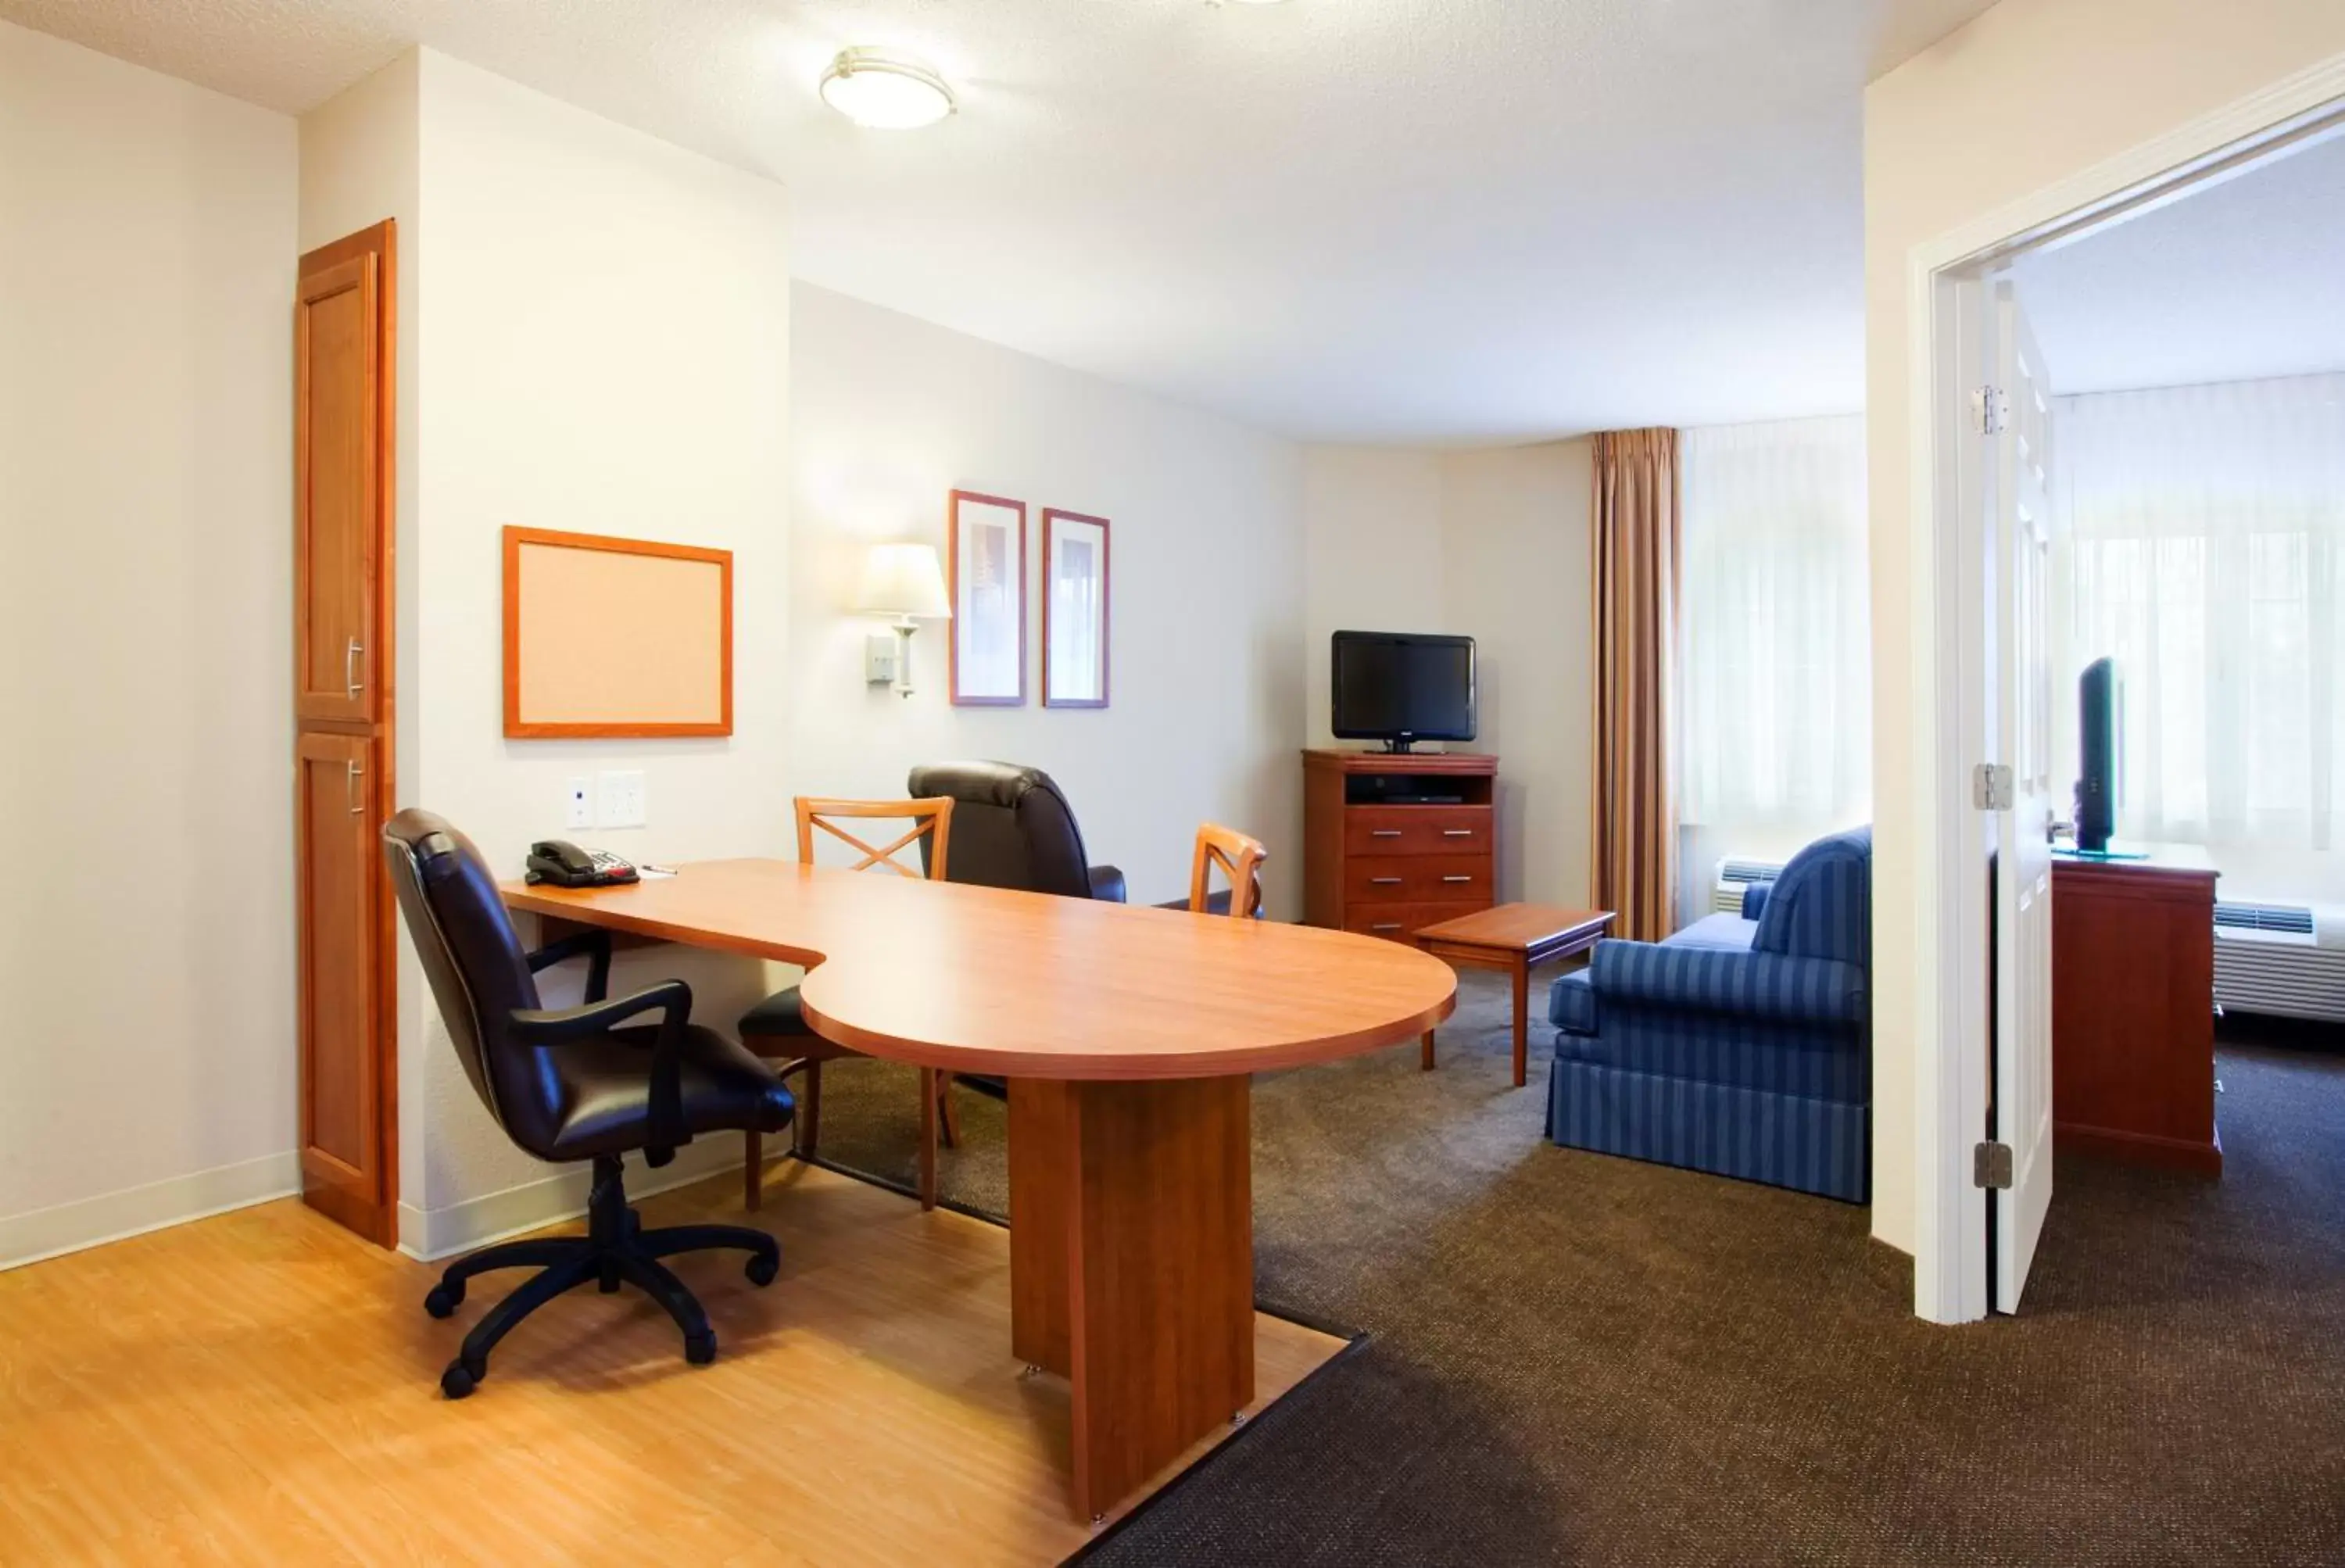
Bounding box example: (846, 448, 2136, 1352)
(1007, 1076, 1255, 1520)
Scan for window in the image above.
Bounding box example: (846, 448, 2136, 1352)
(2059, 374, 2345, 850)
(1677, 415, 1871, 835)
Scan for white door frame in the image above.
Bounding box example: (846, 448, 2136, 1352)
(1905, 59, 2345, 1326)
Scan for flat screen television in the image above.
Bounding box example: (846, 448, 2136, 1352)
(1330, 631, 1477, 752)
(2075, 656, 2121, 852)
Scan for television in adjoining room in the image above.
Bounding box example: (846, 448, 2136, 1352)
(1330, 631, 1477, 753)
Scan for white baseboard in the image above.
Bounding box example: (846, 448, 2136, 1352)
(0, 1151, 303, 1273)
(397, 1139, 750, 1263)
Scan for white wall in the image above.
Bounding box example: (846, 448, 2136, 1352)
(410, 53, 795, 1236)
(1301, 449, 1447, 746)
(1864, 0, 2345, 1258)
(1298, 441, 1597, 908)
(789, 284, 1309, 912)
(0, 23, 300, 1265)
(1438, 442, 1595, 907)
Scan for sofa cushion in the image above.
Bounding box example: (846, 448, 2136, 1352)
(1552, 969, 1599, 1034)
(1751, 826, 1871, 965)
(1665, 912, 1758, 953)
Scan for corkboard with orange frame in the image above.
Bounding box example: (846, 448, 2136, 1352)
(502, 526, 733, 739)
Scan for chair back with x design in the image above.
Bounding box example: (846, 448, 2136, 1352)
(1189, 822, 1269, 918)
(794, 797, 954, 880)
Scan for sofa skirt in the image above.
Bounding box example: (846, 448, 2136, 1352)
(1545, 1057, 1870, 1203)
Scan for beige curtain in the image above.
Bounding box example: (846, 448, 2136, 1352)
(1589, 428, 1680, 943)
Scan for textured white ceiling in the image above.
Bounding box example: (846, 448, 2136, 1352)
(2, 0, 1997, 443)
(2015, 128, 2345, 397)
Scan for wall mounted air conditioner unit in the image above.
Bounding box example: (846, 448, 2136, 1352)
(2212, 901, 2345, 1023)
(1713, 857, 1785, 915)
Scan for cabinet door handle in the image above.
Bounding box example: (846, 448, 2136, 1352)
(1370, 876, 1403, 886)
(1371, 922, 1402, 933)
(345, 637, 365, 697)
(1370, 829, 1402, 838)
(1442, 829, 1474, 837)
(345, 760, 366, 814)
(1442, 874, 1473, 884)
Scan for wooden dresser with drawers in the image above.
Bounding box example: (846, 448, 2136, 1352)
(1301, 749, 1498, 941)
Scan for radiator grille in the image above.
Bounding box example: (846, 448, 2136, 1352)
(2211, 901, 2345, 1022)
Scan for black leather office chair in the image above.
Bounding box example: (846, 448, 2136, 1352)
(904, 761, 1126, 902)
(382, 809, 795, 1399)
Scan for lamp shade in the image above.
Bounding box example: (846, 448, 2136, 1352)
(855, 542, 951, 619)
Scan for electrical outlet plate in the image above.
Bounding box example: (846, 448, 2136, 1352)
(597, 770, 647, 829)
(564, 775, 593, 829)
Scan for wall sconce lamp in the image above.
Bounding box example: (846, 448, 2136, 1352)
(855, 542, 951, 698)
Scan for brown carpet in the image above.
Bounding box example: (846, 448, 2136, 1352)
(804, 968, 2345, 1566)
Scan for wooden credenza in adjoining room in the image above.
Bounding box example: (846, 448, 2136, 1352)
(1302, 749, 1498, 941)
(2050, 847, 2221, 1176)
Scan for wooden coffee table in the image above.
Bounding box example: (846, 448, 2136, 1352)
(1415, 904, 1615, 1086)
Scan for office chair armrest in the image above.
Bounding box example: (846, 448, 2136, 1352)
(510, 979, 693, 1160)
(524, 925, 613, 1004)
(1087, 865, 1128, 903)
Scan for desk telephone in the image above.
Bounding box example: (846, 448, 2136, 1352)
(526, 839, 639, 888)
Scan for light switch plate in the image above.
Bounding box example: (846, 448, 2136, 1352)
(597, 770, 647, 829)
(564, 775, 593, 829)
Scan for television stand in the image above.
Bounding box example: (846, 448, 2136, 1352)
(1301, 749, 1498, 943)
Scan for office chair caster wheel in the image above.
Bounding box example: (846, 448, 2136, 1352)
(684, 1332, 718, 1367)
(424, 1281, 464, 1319)
(744, 1252, 779, 1287)
(441, 1360, 479, 1400)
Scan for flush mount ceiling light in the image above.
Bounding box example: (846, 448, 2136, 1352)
(820, 48, 955, 130)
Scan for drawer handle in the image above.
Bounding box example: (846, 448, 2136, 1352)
(1370, 876, 1404, 886)
(1442, 829, 1474, 837)
(1370, 829, 1403, 838)
(1371, 922, 1403, 932)
(1442, 875, 1473, 884)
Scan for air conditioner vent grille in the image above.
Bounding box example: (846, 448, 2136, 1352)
(2214, 902, 2315, 936)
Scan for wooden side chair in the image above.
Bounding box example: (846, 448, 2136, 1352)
(1190, 823, 1269, 918)
(737, 797, 954, 1211)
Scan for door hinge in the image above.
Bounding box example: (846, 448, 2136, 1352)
(1974, 1140, 2014, 1190)
(1973, 763, 2014, 811)
(1972, 385, 2009, 435)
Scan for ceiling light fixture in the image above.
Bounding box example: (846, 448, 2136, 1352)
(820, 48, 956, 131)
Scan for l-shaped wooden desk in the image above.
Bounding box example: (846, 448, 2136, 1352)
(503, 860, 1456, 1520)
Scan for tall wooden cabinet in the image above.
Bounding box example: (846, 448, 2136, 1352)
(294, 223, 398, 1245)
(1302, 750, 1499, 940)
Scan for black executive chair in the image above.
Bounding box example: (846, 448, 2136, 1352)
(904, 761, 1126, 902)
(382, 809, 796, 1399)
(907, 761, 1256, 917)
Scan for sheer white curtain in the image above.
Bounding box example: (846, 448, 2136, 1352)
(2059, 374, 2345, 850)
(1677, 415, 1871, 835)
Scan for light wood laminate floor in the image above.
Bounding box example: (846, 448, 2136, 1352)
(0, 1162, 1344, 1566)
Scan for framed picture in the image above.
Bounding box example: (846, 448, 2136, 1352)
(948, 489, 1026, 706)
(1042, 508, 1110, 708)
(503, 526, 732, 738)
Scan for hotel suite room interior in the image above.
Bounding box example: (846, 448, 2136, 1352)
(4, 1, 2345, 1564)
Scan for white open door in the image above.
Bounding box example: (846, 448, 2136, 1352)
(1987, 277, 2057, 1312)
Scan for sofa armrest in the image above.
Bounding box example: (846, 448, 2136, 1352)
(1550, 969, 1599, 1034)
(1741, 880, 1775, 921)
(1588, 940, 1865, 1027)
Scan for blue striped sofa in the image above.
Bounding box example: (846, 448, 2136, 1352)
(1545, 827, 1872, 1202)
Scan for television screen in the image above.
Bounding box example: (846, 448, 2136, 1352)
(1331, 632, 1477, 745)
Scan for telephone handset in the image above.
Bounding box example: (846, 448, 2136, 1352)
(525, 839, 639, 888)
